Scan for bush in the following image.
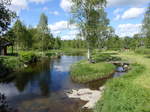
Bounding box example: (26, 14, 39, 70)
(71, 60, 115, 83)
(19, 51, 38, 64)
(0, 56, 22, 72)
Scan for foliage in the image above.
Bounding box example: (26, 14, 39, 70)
(70, 0, 109, 60)
(12, 20, 32, 50)
(19, 51, 38, 64)
(0, 56, 21, 71)
(37, 13, 53, 50)
(0, 0, 16, 35)
(71, 60, 115, 83)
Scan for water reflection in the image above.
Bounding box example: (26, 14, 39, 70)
(0, 55, 85, 112)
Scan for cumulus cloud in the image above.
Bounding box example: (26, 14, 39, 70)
(9, 0, 51, 12)
(49, 21, 76, 31)
(9, 0, 28, 12)
(49, 21, 78, 40)
(60, 0, 72, 12)
(121, 8, 145, 19)
(113, 7, 145, 20)
(107, 0, 148, 7)
(29, 0, 50, 4)
(116, 23, 142, 37)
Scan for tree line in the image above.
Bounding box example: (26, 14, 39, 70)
(0, 0, 150, 53)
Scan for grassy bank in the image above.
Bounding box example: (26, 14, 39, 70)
(71, 60, 115, 83)
(94, 51, 150, 112)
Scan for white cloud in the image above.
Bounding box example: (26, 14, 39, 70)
(9, 0, 28, 12)
(49, 21, 77, 40)
(121, 8, 145, 19)
(9, 0, 51, 12)
(116, 23, 142, 37)
(107, 0, 148, 7)
(49, 21, 76, 31)
(49, 11, 59, 16)
(60, 0, 72, 12)
(29, 0, 50, 4)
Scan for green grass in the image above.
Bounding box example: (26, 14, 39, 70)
(94, 51, 150, 112)
(71, 60, 115, 83)
(92, 52, 121, 62)
(135, 48, 150, 55)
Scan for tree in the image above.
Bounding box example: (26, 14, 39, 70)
(96, 8, 110, 49)
(4, 29, 16, 54)
(0, 0, 16, 35)
(12, 20, 31, 50)
(142, 3, 150, 48)
(37, 13, 52, 50)
(106, 35, 123, 50)
(54, 37, 61, 49)
(70, 0, 107, 61)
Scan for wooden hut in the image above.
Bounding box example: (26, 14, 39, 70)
(0, 38, 12, 55)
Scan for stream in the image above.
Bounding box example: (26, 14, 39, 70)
(0, 55, 126, 112)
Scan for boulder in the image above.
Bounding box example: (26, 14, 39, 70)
(66, 87, 104, 109)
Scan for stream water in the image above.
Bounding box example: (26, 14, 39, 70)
(0, 55, 126, 112)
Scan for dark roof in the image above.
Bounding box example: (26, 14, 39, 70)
(0, 38, 12, 48)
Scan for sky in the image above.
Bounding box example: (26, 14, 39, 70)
(8, 0, 149, 40)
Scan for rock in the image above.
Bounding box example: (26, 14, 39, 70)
(99, 86, 105, 91)
(24, 64, 28, 68)
(66, 88, 103, 109)
(77, 88, 92, 95)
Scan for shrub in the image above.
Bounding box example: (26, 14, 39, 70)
(19, 51, 38, 64)
(0, 56, 22, 72)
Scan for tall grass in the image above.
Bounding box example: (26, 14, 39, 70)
(94, 64, 150, 112)
(71, 60, 115, 83)
(135, 48, 150, 55)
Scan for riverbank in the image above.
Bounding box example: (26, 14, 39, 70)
(0, 48, 86, 78)
(94, 51, 150, 112)
(0, 50, 61, 76)
(70, 60, 115, 83)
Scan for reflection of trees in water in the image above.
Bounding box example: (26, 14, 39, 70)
(39, 72, 51, 96)
(0, 93, 17, 112)
(13, 59, 52, 96)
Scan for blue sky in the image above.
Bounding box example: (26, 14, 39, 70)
(9, 0, 149, 40)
